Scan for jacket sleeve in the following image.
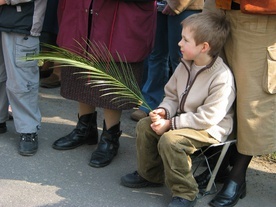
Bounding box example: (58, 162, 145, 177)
(158, 68, 180, 119)
(5, 0, 34, 5)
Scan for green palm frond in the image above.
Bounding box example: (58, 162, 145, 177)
(28, 41, 151, 111)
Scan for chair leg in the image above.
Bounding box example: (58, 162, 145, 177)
(205, 142, 232, 193)
(194, 140, 236, 197)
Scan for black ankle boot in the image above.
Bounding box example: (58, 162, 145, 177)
(89, 121, 122, 168)
(52, 112, 98, 150)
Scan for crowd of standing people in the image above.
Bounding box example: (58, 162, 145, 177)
(0, 1, 275, 207)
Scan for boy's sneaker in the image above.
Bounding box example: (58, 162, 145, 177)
(168, 197, 197, 207)
(19, 133, 38, 156)
(0, 122, 7, 134)
(121, 171, 163, 188)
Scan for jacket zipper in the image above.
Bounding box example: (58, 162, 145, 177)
(179, 60, 212, 112)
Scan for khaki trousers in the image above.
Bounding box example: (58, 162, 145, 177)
(204, 0, 276, 155)
(136, 117, 219, 200)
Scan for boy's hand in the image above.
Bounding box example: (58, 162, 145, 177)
(149, 108, 166, 123)
(150, 119, 170, 135)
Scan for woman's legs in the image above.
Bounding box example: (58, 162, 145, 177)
(209, 152, 252, 207)
(52, 102, 98, 150)
(228, 153, 252, 185)
(89, 109, 122, 168)
(103, 108, 121, 130)
(79, 102, 95, 116)
(53, 100, 123, 167)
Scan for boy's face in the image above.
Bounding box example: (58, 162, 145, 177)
(178, 27, 204, 63)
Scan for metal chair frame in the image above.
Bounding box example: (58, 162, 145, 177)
(193, 139, 236, 197)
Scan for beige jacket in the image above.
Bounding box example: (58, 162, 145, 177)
(158, 57, 236, 142)
(167, 0, 204, 14)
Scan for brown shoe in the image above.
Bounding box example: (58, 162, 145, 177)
(40, 73, 60, 88)
(39, 61, 54, 79)
(130, 109, 148, 122)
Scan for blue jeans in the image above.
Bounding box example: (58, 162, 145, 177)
(140, 10, 200, 113)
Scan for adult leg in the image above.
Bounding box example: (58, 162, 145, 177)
(3, 32, 41, 155)
(52, 102, 98, 150)
(89, 109, 122, 168)
(209, 153, 251, 207)
(0, 81, 8, 134)
(138, 13, 169, 114)
(0, 33, 9, 133)
(3, 33, 41, 133)
(210, 11, 276, 207)
(228, 154, 252, 185)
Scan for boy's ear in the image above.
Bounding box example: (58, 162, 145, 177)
(201, 42, 210, 53)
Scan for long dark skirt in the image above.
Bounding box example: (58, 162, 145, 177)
(60, 61, 144, 110)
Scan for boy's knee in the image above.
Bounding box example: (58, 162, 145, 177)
(158, 132, 175, 151)
(136, 117, 152, 132)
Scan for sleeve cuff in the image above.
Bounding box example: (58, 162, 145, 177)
(170, 117, 176, 130)
(157, 107, 170, 119)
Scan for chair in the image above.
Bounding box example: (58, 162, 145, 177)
(193, 138, 236, 197)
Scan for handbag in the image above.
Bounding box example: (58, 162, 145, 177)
(240, 0, 276, 14)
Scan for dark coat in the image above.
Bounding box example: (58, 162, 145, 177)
(58, 0, 157, 109)
(57, 0, 157, 62)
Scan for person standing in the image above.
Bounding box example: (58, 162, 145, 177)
(51, 0, 157, 168)
(0, 0, 47, 155)
(131, 0, 204, 121)
(39, 0, 61, 88)
(202, 1, 276, 207)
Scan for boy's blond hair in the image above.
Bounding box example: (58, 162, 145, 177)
(181, 12, 230, 57)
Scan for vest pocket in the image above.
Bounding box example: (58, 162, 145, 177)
(263, 43, 276, 94)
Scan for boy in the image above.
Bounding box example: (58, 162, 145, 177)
(0, 0, 47, 155)
(121, 12, 236, 207)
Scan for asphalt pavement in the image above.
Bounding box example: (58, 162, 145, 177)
(0, 87, 275, 207)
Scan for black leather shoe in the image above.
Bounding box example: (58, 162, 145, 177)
(168, 197, 197, 207)
(19, 133, 38, 156)
(121, 171, 163, 188)
(0, 122, 7, 134)
(52, 128, 97, 150)
(209, 180, 246, 207)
